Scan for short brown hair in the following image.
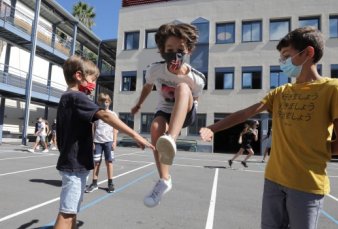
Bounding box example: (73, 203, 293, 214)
(276, 27, 324, 63)
(155, 23, 199, 57)
(97, 92, 111, 104)
(63, 55, 100, 85)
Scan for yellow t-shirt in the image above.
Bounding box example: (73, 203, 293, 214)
(261, 77, 338, 195)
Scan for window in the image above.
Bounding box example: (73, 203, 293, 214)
(299, 17, 320, 30)
(124, 31, 139, 50)
(192, 17, 209, 44)
(216, 22, 235, 44)
(331, 64, 338, 78)
(188, 114, 206, 135)
(141, 113, 154, 133)
(143, 70, 156, 90)
(145, 30, 156, 48)
(242, 66, 262, 89)
(215, 67, 234, 89)
(242, 21, 262, 42)
(121, 71, 136, 91)
(119, 113, 134, 129)
(270, 66, 290, 89)
(329, 16, 338, 38)
(269, 19, 290, 41)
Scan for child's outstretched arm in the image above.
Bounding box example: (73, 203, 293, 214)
(95, 110, 155, 150)
(200, 102, 267, 142)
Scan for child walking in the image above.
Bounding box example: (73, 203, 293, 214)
(131, 23, 205, 207)
(200, 27, 338, 229)
(85, 93, 119, 193)
(54, 55, 154, 229)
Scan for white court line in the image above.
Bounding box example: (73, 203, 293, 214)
(0, 154, 54, 161)
(205, 168, 219, 229)
(0, 163, 154, 223)
(327, 194, 338, 202)
(0, 165, 55, 177)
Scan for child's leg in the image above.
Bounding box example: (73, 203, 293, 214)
(151, 116, 170, 180)
(167, 83, 194, 140)
(54, 212, 76, 229)
(243, 148, 254, 162)
(231, 148, 245, 161)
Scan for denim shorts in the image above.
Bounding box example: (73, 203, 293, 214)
(94, 142, 114, 162)
(261, 179, 324, 229)
(58, 170, 90, 214)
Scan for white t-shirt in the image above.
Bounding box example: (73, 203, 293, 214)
(37, 121, 46, 137)
(145, 62, 205, 113)
(93, 110, 117, 143)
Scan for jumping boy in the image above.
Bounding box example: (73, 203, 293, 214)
(131, 23, 205, 207)
(200, 27, 338, 229)
(54, 55, 154, 229)
(85, 93, 118, 193)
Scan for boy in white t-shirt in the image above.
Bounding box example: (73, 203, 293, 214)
(29, 117, 49, 153)
(131, 23, 205, 207)
(85, 93, 119, 193)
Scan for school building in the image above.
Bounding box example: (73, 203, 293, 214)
(115, 0, 338, 153)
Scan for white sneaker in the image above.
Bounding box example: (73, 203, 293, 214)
(42, 149, 49, 153)
(28, 149, 34, 153)
(144, 177, 172, 207)
(36, 146, 40, 150)
(156, 135, 176, 165)
(51, 147, 57, 150)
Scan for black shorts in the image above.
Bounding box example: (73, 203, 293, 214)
(154, 103, 196, 128)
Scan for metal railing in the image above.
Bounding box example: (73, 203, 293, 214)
(0, 63, 66, 100)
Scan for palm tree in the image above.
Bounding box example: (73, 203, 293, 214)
(72, 1, 96, 30)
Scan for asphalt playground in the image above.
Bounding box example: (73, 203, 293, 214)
(0, 142, 337, 229)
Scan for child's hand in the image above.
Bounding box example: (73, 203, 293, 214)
(199, 127, 214, 142)
(134, 135, 155, 150)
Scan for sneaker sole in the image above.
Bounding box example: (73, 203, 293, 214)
(85, 187, 98, 193)
(156, 137, 176, 165)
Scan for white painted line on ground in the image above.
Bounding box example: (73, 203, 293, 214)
(327, 194, 338, 202)
(0, 165, 55, 176)
(205, 168, 219, 229)
(0, 154, 54, 161)
(0, 163, 154, 223)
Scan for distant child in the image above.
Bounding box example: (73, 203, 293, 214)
(28, 117, 49, 153)
(85, 93, 119, 193)
(53, 55, 154, 229)
(200, 27, 338, 229)
(131, 23, 205, 207)
(50, 119, 57, 150)
(261, 127, 272, 163)
(228, 120, 258, 168)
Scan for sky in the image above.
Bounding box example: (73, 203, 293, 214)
(55, 0, 121, 40)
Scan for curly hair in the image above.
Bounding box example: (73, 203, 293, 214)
(276, 27, 324, 63)
(155, 23, 199, 56)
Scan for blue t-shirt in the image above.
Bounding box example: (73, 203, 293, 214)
(56, 90, 99, 172)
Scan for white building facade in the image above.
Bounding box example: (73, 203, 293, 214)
(115, 0, 338, 153)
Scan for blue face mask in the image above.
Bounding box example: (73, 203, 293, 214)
(280, 57, 303, 78)
(279, 49, 307, 78)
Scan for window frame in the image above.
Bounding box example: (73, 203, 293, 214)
(145, 30, 157, 49)
(140, 113, 155, 134)
(270, 66, 290, 89)
(215, 67, 234, 90)
(124, 31, 140, 50)
(188, 113, 207, 136)
(242, 20, 262, 42)
(241, 66, 262, 89)
(216, 22, 235, 44)
(299, 16, 321, 30)
(121, 71, 137, 91)
(329, 15, 338, 38)
(119, 113, 134, 129)
(269, 19, 290, 41)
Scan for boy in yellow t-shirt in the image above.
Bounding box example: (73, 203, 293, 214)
(200, 27, 338, 229)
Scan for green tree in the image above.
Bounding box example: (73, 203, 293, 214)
(72, 1, 96, 30)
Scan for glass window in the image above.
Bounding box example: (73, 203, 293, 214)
(124, 31, 139, 50)
(195, 23, 209, 43)
(242, 66, 262, 89)
(331, 64, 338, 78)
(329, 16, 338, 38)
(121, 71, 136, 91)
(299, 17, 320, 30)
(215, 67, 234, 89)
(269, 19, 290, 41)
(270, 66, 290, 89)
(141, 113, 154, 133)
(242, 21, 262, 42)
(146, 30, 156, 48)
(119, 113, 134, 129)
(216, 22, 235, 44)
(188, 114, 206, 135)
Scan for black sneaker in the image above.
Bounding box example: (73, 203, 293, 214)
(241, 161, 248, 168)
(85, 183, 98, 193)
(228, 160, 233, 167)
(107, 183, 115, 193)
